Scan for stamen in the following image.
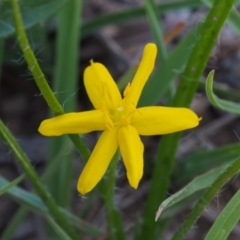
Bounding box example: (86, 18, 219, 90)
(117, 106, 123, 112)
(100, 102, 114, 129)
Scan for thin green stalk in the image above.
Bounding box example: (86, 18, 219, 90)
(144, 0, 174, 102)
(140, 0, 235, 239)
(144, 0, 167, 63)
(99, 151, 126, 240)
(172, 156, 240, 239)
(0, 120, 79, 240)
(10, 0, 90, 161)
(49, 0, 83, 207)
(10, 0, 62, 114)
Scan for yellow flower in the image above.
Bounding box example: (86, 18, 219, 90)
(39, 43, 200, 195)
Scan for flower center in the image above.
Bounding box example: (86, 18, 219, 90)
(111, 106, 130, 127)
(101, 103, 135, 130)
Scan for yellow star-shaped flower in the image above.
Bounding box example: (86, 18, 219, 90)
(38, 43, 200, 195)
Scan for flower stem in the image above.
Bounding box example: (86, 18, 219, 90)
(9, 0, 90, 161)
(10, 0, 63, 115)
(99, 151, 126, 240)
(172, 156, 240, 240)
(140, 0, 235, 239)
(0, 120, 79, 240)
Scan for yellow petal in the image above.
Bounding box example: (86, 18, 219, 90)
(84, 62, 122, 111)
(118, 125, 144, 189)
(77, 129, 118, 195)
(132, 107, 200, 135)
(38, 110, 105, 136)
(124, 43, 157, 107)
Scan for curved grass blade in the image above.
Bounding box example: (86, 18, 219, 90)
(0, 0, 69, 38)
(144, 0, 167, 63)
(46, 216, 72, 240)
(174, 142, 240, 185)
(0, 119, 79, 239)
(172, 155, 240, 240)
(10, 0, 90, 161)
(139, 0, 240, 107)
(0, 174, 25, 196)
(0, 175, 102, 237)
(204, 189, 240, 240)
(82, 0, 203, 36)
(140, 0, 236, 239)
(155, 162, 234, 221)
(206, 70, 240, 115)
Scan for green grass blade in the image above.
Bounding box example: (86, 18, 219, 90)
(156, 162, 234, 221)
(206, 70, 240, 115)
(46, 216, 72, 240)
(82, 0, 203, 36)
(144, 0, 167, 63)
(0, 175, 102, 237)
(140, 0, 235, 239)
(0, 120, 79, 240)
(204, 189, 240, 240)
(172, 155, 240, 240)
(139, 0, 240, 107)
(174, 142, 240, 185)
(138, 27, 196, 106)
(0, 174, 25, 196)
(117, 66, 137, 91)
(10, 0, 90, 163)
(48, 0, 83, 207)
(198, 79, 240, 102)
(0, 0, 69, 38)
(98, 151, 126, 240)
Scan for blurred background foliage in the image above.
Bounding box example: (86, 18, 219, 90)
(1, 0, 240, 239)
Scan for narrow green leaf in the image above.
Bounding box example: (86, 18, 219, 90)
(206, 70, 240, 115)
(117, 66, 137, 91)
(82, 0, 203, 36)
(139, 0, 240, 107)
(46, 216, 72, 240)
(204, 189, 240, 240)
(10, 0, 90, 165)
(0, 174, 25, 196)
(49, 0, 83, 207)
(172, 155, 240, 240)
(156, 162, 234, 221)
(0, 0, 69, 37)
(174, 142, 240, 185)
(144, 0, 167, 63)
(0, 175, 102, 237)
(0, 119, 79, 240)
(198, 79, 240, 102)
(140, 0, 235, 239)
(139, 26, 196, 106)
